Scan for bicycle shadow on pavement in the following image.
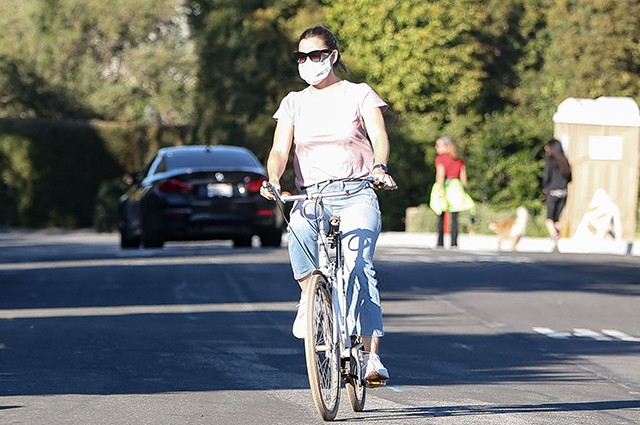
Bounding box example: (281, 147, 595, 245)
(353, 400, 640, 421)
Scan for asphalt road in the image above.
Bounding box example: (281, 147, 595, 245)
(1, 230, 640, 424)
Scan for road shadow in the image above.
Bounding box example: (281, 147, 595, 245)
(1, 306, 640, 397)
(1, 249, 639, 402)
(340, 400, 640, 422)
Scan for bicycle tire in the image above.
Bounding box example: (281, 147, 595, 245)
(305, 273, 340, 421)
(345, 336, 366, 412)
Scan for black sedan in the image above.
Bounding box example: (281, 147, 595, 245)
(118, 145, 284, 248)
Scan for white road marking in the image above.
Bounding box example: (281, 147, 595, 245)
(573, 328, 612, 341)
(0, 302, 296, 319)
(453, 342, 474, 350)
(0, 254, 286, 271)
(376, 253, 533, 264)
(534, 327, 640, 342)
(602, 329, 640, 342)
(533, 327, 571, 339)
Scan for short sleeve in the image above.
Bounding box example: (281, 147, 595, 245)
(273, 92, 296, 123)
(359, 83, 388, 114)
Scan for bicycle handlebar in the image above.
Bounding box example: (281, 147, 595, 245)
(262, 177, 392, 203)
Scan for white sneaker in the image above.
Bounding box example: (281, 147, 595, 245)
(292, 293, 306, 339)
(364, 352, 389, 381)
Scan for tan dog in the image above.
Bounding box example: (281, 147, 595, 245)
(488, 206, 529, 251)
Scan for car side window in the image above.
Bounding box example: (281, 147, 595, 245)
(155, 157, 167, 174)
(137, 160, 155, 182)
(143, 154, 166, 178)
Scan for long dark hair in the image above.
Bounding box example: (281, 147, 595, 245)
(299, 26, 348, 73)
(546, 139, 571, 178)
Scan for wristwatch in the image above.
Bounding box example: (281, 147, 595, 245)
(372, 164, 388, 173)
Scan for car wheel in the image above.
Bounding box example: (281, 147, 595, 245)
(120, 229, 140, 249)
(259, 229, 282, 247)
(233, 235, 253, 248)
(142, 230, 165, 249)
(118, 214, 140, 249)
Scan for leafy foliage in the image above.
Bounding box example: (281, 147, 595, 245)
(0, 118, 194, 227)
(1, 0, 640, 230)
(187, 0, 323, 157)
(325, 0, 488, 121)
(543, 0, 640, 103)
(0, 0, 197, 124)
(466, 108, 552, 212)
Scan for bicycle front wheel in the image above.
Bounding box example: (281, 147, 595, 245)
(305, 273, 340, 421)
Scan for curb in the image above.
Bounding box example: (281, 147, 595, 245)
(376, 232, 640, 256)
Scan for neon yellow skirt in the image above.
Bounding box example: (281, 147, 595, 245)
(429, 179, 475, 215)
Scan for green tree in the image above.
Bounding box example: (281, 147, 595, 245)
(476, 0, 554, 113)
(325, 0, 488, 122)
(187, 0, 324, 158)
(465, 109, 551, 210)
(543, 0, 640, 103)
(0, 0, 197, 124)
(456, 0, 556, 210)
(323, 0, 494, 227)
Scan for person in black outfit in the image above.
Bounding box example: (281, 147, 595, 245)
(542, 139, 572, 245)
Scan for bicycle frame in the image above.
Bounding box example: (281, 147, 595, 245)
(267, 179, 374, 365)
(311, 198, 352, 367)
(265, 177, 385, 419)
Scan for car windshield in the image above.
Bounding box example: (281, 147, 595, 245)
(164, 149, 261, 170)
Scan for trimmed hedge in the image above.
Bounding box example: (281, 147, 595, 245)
(0, 118, 195, 228)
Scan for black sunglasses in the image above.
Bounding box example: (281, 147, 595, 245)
(292, 49, 332, 64)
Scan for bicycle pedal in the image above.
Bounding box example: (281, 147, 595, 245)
(366, 380, 387, 388)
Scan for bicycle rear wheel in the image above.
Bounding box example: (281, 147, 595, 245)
(305, 273, 340, 421)
(345, 336, 366, 412)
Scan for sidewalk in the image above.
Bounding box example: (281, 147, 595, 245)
(376, 232, 640, 256)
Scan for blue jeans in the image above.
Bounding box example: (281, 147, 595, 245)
(287, 180, 384, 338)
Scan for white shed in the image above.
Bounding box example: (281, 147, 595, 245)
(553, 97, 640, 245)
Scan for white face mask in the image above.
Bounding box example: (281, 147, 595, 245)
(298, 53, 333, 86)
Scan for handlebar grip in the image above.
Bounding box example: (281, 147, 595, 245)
(370, 177, 397, 190)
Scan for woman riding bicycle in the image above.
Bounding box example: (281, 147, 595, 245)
(260, 25, 395, 383)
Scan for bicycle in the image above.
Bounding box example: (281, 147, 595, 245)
(264, 177, 390, 421)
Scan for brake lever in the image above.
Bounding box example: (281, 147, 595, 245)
(261, 180, 279, 201)
(261, 180, 291, 202)
(369, 177, 397, 190)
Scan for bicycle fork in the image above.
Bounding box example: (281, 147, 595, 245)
(321, 213, 364, 383)
(327, 216, 364, 383)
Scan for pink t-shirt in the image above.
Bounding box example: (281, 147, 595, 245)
(273, 81, 388, 188)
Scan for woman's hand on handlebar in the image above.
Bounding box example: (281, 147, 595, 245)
(260, 180, 280, 201)
(371, 169, 397, 190)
